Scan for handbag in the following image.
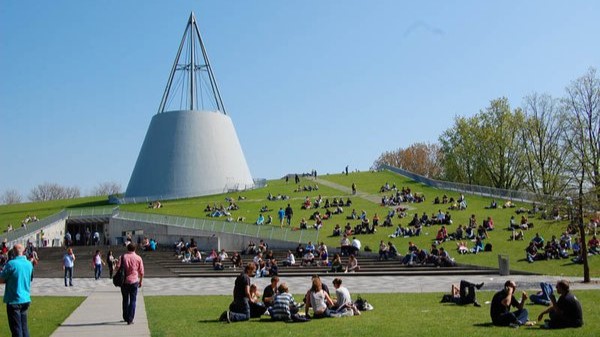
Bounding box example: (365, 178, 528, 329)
(112, 256, 125, 287)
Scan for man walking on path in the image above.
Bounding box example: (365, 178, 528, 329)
(121, 243, 144, 325)
(1, 243, 33, 337)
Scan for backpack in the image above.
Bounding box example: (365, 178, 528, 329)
(354, 296, 374, 311)
(112, 256, 125, 287)
(484, 243, 493, 252)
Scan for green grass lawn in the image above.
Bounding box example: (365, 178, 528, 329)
(2, 170, 598, 277)
(120, 171, 599, 277)
(0, 196, 108, 232)
(0, 296, 85, 337)
(145, 291, 600, 337)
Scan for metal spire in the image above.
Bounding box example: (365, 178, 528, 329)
(158, 12, 227, 114)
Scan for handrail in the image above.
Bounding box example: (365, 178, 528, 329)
(0, 210, 68, 245)
(380, 164, 553, 203)
(114, 210, 319, 244)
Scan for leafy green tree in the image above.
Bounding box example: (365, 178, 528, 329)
(439, 115, 484, 185)
(521, 93, 570, 195)
(477, 97, 527, 190)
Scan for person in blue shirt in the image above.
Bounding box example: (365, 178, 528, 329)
(0, 243, 34, 337)
(278, 208, 285, 228)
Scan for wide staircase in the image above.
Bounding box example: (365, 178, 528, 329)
(30, 246, 525, 278)
(137, 248, 511, 278)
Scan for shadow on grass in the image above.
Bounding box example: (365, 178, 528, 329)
(472, 322, 495, 328)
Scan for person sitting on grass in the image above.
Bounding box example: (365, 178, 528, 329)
(332, 224, 341, 236)
(588, 235, 599, 254)
(256, 213, 265, 225)
(220, 263, 257, 323)
(510, 229, 524, 241)
(526, 241, 540, 263)
(531, 233, 545, 249)
(530, 282, 553, 306)
(436, 226, 448, 243)
(490, 280, 530, 327)
(471, 237, 484, 254)
(440, 280, 484, 307)
(298, 218, 308, 230)
(537, 280, 583, 329)
(270, 283, 306, 322)
(457, 241, 469, 254)
(304, 277, 335, 319)
(331, 278, 361, 316)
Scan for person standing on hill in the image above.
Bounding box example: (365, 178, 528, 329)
(1, 243, 33, 337)
(285, 204, 293, 226)
(351, 183, 356, 195)
(120, 243, 144, 325)
(278, 208, 285, 228)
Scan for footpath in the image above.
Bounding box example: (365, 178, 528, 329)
(48, 280, 150, 337)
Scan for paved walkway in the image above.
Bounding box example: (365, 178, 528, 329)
(3, 275, 597, 337)
(48, 281, 150, 337)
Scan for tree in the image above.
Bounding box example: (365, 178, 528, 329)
(372, 142, 443, 178)
(1, 189, 22, 204)
(477, 97, 527, 190)
(92, 182, 122, 196)
(28, 183, 81, 201)
(563, 67, 600, 203)
(521, 93, 570, 195)
(562, 68, 600, 283)
(439, 115, 484, 185)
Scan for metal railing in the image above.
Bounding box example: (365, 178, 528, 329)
(65, 206, 119, 218)
(381, 164, 541, 203)
(0, 210, 68, 245)
(113, 178, 268, 204)
(114, 210, 320, 243)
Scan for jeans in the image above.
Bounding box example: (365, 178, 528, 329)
(229, 298, 251, 322)
(494, 309, 529, 326)
(94, 264, 102, 280)
(530, 282, 553, 305)
(458, 280, 477, 305)
(121, 282, 139, 323)
(7, 303, 30, 337)
(64, 267, 73, 286)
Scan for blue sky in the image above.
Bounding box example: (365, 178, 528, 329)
(1, 0, 599, 199)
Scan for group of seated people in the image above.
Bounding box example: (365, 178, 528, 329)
(525, 232, 575, 262)
(205, 203, 237, 218)
(302, 195, 352, 210)
(380, 186, 425, 206)
(147, 201, 162, 209)
(293, 184, 319, 193)
(221, 274, 364, 323)
(267, 192, 290, 201)
(400, 242, 456, 267)
(389, 223, 422, 238)
(509, 215, 534, 230)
